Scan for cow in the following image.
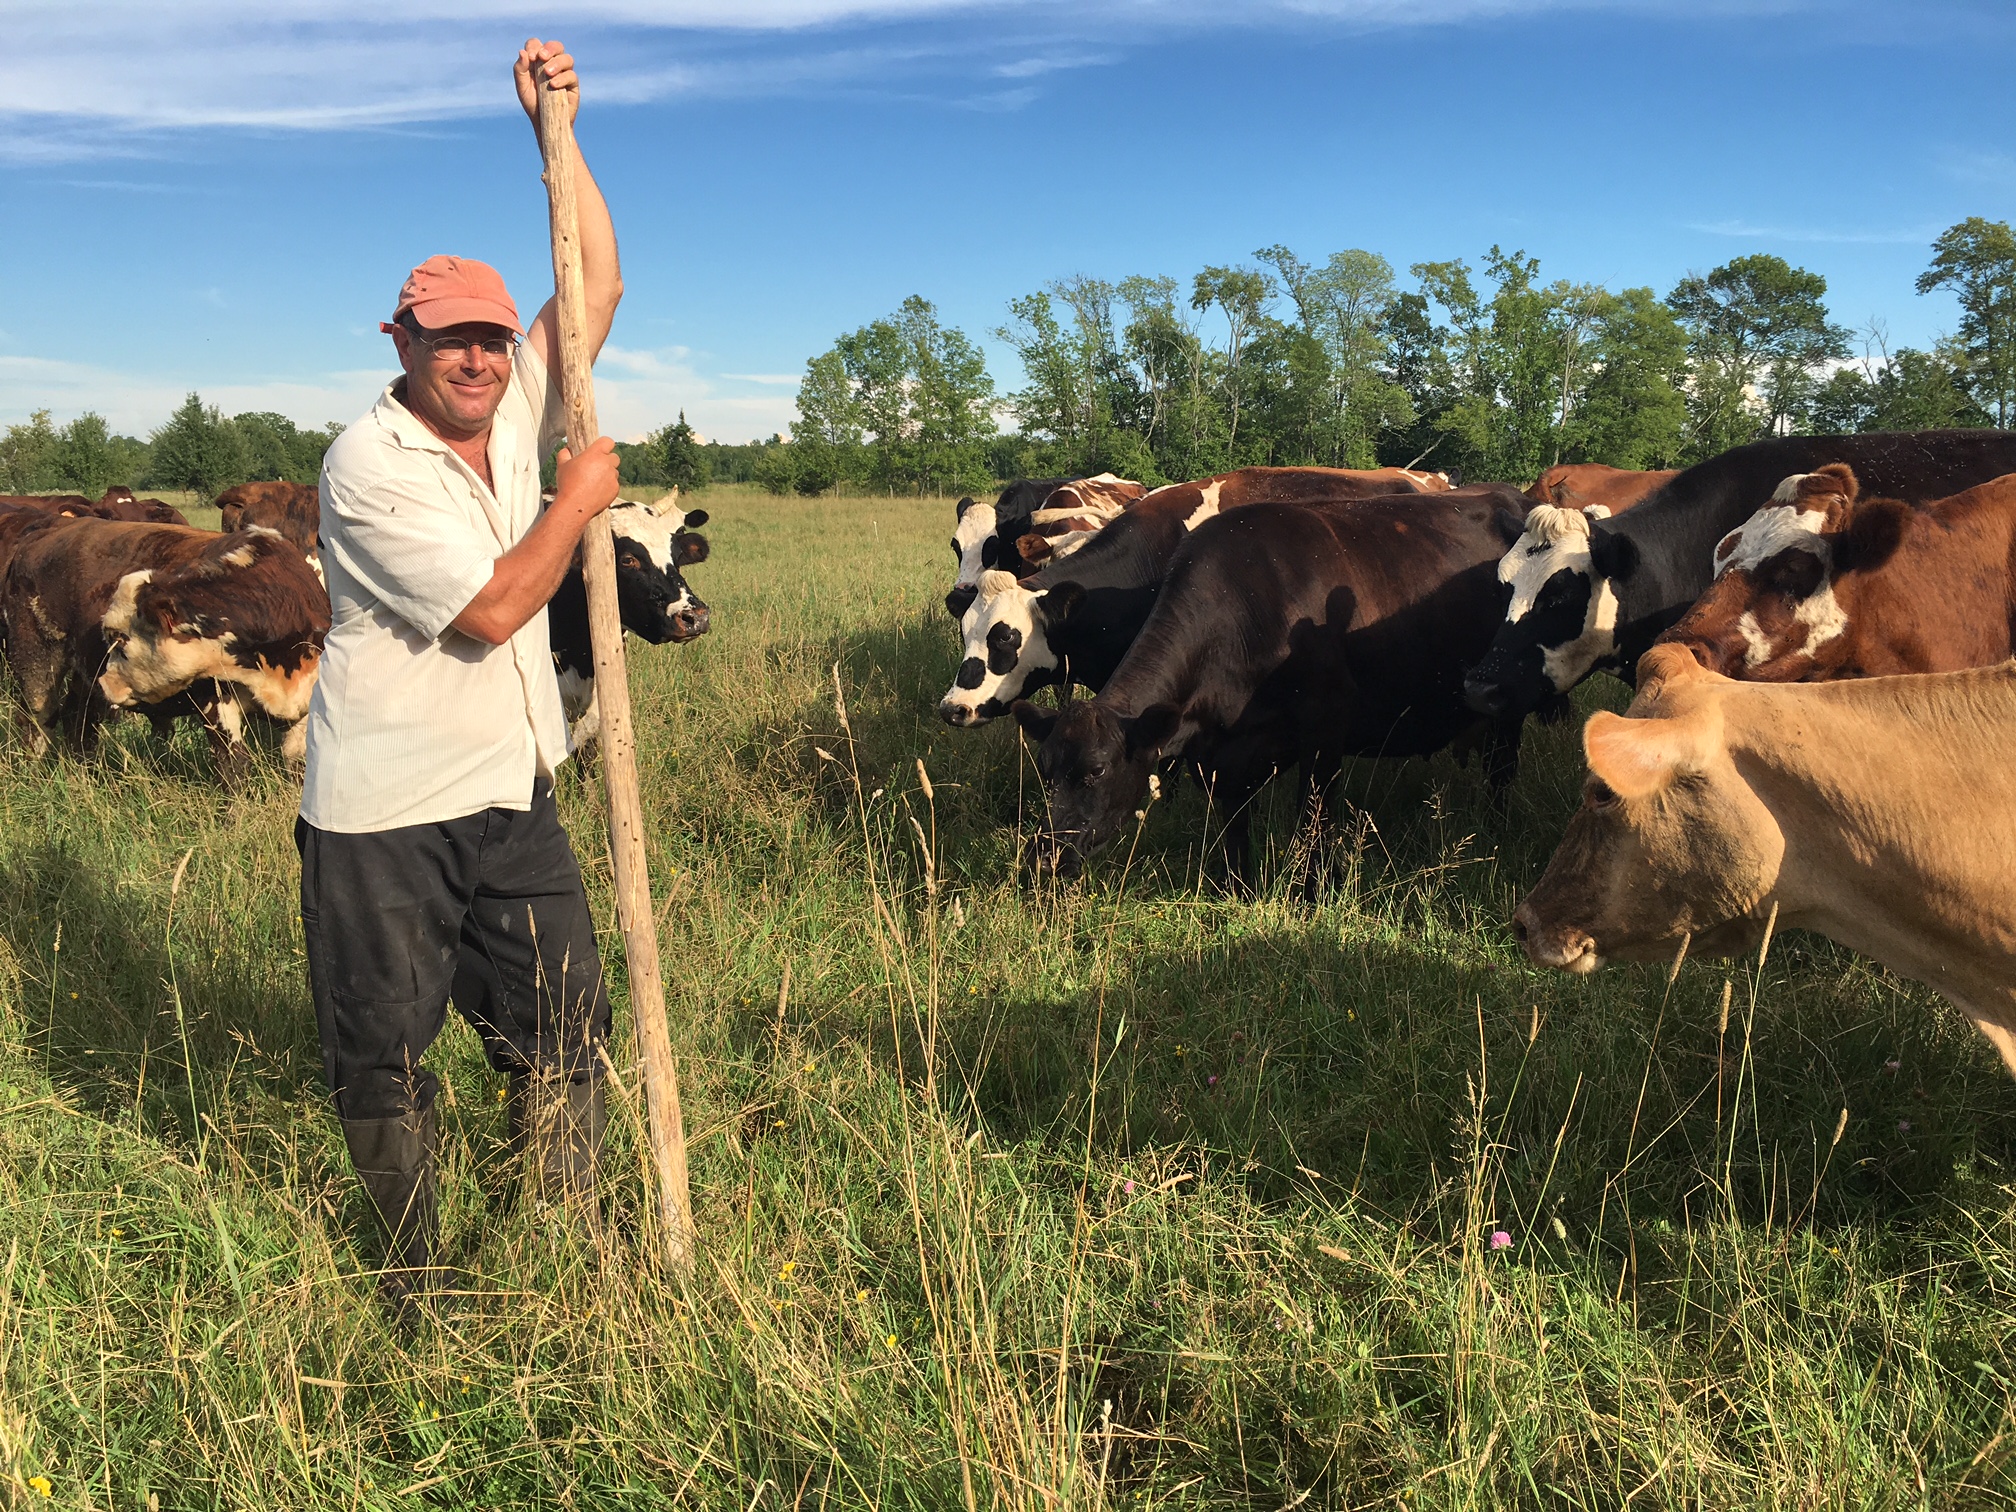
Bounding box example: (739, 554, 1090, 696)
(939, 471, 1476, 726)
(947, 475, 1139, 619)
(0, 518, 329, 776)
(0, 493, 97, 517)
(1525, 464, 1676, 515)
(94, 486, 191, 526)
(216, 480, 317, 557)
(1655, 465, 2016, 682)
(548, 495, 711, 751)
(1012, 490, 1535, 878)
(1512, 644, 2016, 1077)
(1463, 429, 2016, 720)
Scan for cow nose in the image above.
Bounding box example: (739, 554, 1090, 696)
(1463, 675, 1508, 717)
(1510, 906, 1531, 945)
(938, 700, 975, 727)
(669, 604, 710, 641)
(945, 586, 977, 619)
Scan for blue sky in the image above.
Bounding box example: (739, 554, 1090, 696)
(4, 0, 2013, 445)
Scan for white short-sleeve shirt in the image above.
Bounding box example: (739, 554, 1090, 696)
(301, 342, 571, 833)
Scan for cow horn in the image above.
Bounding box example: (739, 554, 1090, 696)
(652, 487, 682, 517)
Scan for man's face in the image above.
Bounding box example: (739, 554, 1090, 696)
(391, 319, 516, 440)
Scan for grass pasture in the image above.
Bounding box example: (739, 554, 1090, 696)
(5, 481, 2016, 1507)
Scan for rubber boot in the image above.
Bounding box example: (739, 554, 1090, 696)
(342, 1104, 440, 1311)
(512, 1071, 606, 1239)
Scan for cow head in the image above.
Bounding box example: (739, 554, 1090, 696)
(1463, 503, 1638, 716)
(1659, 465, 1895, 680)
(937, 571, 1083, 726)
(947, 496, 1004, 619)
(1512, 645, 1782, 973)
(1015, 697, 1180, 876)
(98, 526, 330, 722)
(606, 497, 711, 643)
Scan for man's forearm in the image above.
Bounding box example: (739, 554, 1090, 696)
(452, 504, 596, 646)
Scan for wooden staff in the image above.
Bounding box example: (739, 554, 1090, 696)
(537, 78, 695, 1272)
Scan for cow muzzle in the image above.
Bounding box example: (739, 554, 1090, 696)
(1024, 829, 1084, 880)
(1462, 673, 1510, 717)
(667, 602, 711, 642)
(938, 697, 984, 727)
(1511, 900, 1600, 974)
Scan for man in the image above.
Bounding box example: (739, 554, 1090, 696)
(300, 39, 625, 1306)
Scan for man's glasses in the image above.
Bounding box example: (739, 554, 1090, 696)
(412, 332, 518, 362)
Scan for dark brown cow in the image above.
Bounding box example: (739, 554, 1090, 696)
(1656, 464, 2016, 682)
(5, 519, 329, 775)
(1525, 464, 1676, 516)
(94, 487, 192, 527)
(0, 493, 96, 517)
(216, 480, 318, 558)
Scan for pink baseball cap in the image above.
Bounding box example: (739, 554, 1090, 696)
(380, 255, 522, 335)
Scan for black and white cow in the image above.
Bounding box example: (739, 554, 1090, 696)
(549, 495, 711, 750)
(1013, 491, 1535, 878)
(946, 476, 1149, 620)
(1461, 429, 2016, 719)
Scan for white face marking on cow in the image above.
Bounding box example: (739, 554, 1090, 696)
(952, 501, 1000, 591)
(1498, 505, 1623, 691)
(1736, 611, 1774, 668)
(938, 569, 1058, 725)
(99, 566, 320, 721)
(1045, 531, 1098, 565)
(1713, 505, 1830, 578)
(1771, 472, 1810, 504)
(1183, 480, 1224, 530)
(606, 498, 687, 576)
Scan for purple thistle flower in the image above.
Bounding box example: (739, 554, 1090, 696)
(1207, 1075, 1218, 1087)
(1122, 1180, 1135, 1195)
(1897, 1119, 1912, 1135)
(1489, 1230, 1513, 1252)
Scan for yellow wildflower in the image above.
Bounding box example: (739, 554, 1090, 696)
(856, 1289, 869, 1303)
(28, 1477, 52, 1497)
(779, 1261, 796, 1279)
(885, 1333, 898, 1348)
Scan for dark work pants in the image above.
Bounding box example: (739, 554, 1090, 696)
(297, 779, 610, 1122)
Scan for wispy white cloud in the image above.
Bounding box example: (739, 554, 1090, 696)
(3, 0, 1787, 152)
(1688, 218, 1941, 246)
(720, 373, 803, 385)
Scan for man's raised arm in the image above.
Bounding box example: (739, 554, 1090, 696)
(516, 38, 624, 371)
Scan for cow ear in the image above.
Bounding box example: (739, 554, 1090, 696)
(1017, 533, 1055, 567)
(1831, 497, 1904, 574)
(956, 496, 975, 520)
(1443, 468, 1463, 487)
(1811, 462, 1858, 503)
(1011, 700, 1057, 741)
(1583, 704, 1715, 799)
(1491, 506, 1528, 545)
(1035, 580, 1084, 624)
(682, 508, 708, 529)
(1581, 504, 1612, 522)
(1123, 704, 1181, 759)
(1632, 643, 1715, 704)
(1588, 529, 1639, 582)
(676, 532, 710, 566)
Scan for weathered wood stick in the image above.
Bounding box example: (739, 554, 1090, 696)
(536, 77, 694, 1272)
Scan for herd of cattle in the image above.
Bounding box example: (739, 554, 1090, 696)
(10, 430, 2016, 1078)
(939, 432, 2016, 1077)
(0, 479, 714, 775)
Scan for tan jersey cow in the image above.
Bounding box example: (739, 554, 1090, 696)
(1514, 643, 2016, 1074)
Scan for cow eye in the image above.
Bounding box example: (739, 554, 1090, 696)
(1084, 763, 1107, 783)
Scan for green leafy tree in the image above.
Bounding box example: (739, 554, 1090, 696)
(790, 350, 865, 495)
(48, 412, 120, 497)
(1806, 329, 1989, 434)
(0, 409, 59, 493)
(1916, 217, 2016, 427)
(654, 412, 712, 492)
(752, 435, 800, 496)
(1191, 265, 1275, 457)
(150, 393, 249, 502)
(1669, 254, 1849, 456)
(1255, 245, 1412, 467)
(231, 411, 335, 484)
(835, 296, 994, 495)
(1560, 288, 1691, 468)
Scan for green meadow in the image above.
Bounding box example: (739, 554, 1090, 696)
(3, 482, 2015, 1508)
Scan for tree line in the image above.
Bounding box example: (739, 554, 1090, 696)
(0, 396, 342, 502)
(750, 215, 2016, 494)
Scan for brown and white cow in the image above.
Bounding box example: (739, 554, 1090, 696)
(1011, 473, 1149, 570)
(1656, 464, 2016, 681)
(1513, 644, 2016, 1075)
(1525, 464, 1676, 516)
(95, 487, 192, 526)
(4, 518, 329, 776)
(216, 480, 318, 558)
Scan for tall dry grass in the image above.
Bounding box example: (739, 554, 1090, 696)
(1, 482, 2014, 1508)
